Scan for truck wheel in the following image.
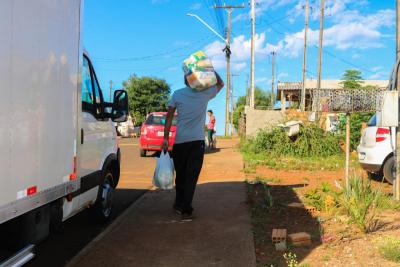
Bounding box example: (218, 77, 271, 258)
(140, 149, 146, 157)
(383, 156, 396, 185)
(90, 170, 115, 223)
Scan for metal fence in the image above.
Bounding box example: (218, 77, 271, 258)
(310, 88, 387, 113)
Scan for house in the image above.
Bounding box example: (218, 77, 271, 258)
(276, 79, 389, 109)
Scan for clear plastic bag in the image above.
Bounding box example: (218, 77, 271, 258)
(183, 51, 217, 91)
(153, 152, 174, 189)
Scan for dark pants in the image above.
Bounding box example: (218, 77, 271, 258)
(207, 129, 214, 144)
(172, 140, 205, 214)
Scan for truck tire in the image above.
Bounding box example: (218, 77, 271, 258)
(90, 170, 115, 223)
(140, 149, 146, 157)
(383, 156, 396, 185)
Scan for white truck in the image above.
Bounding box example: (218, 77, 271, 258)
(0, 0, 128, 264)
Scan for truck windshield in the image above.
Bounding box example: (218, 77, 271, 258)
(145, 114, 177, 126)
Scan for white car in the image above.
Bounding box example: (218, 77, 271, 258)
(357, 114, 395, 184)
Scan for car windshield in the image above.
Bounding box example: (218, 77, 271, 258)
(367, 114, 377, 127)
(145, 114, 177, 126)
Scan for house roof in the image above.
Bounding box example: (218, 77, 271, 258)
(277, 79, 389, 92)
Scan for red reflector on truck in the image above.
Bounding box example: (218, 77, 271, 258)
(70, 156, 77, 180)
(27, 186, 37, 196)
(376, 128, 390, 142)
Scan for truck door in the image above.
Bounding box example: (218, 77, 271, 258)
(79, 55, 116, 194)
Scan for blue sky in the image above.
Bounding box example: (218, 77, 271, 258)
(84, 0, 396, 131)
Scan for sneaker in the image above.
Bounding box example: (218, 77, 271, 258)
(173, 204, 183, 215)
(180, 213, 194, 222)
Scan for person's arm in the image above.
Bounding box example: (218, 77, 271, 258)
(162, 106, 176, 152)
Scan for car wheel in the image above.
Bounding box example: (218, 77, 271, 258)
(90, 170, 115, 223)
(140, 149, 147, 157)
(383, 156, 396, 185)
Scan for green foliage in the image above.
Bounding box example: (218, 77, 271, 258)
(375, 236, 400, 263)
(283, 252, 299, 267)
(123, 75, 170, 125)
(254, 87, 272, 109)
(233, 88, 271, 130)
(340, 69, 364, 89)
(338, 112, 373, 151)
(236, 95, 246, 106)
(339, 176, 382, 233)
(242, 124, 342, 158)
(303, 183, 340, 212)
(233, 105, 245, 130)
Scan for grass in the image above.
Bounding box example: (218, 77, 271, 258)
(375, 236, 400, 263)
(242, 150, 354, 171)
(339, 176, 383, 233)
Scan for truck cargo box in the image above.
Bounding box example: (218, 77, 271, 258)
(0, 0, 82, 223)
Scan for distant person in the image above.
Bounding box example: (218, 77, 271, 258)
(162, 72, 224, 221)
(207, 110, 216, 150)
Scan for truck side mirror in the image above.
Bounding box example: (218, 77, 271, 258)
(112, 90, 129, 122)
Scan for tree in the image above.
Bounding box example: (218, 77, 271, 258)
(123, 75, 170, 125)
(236, 95, 246, 107)
(340, 69, 364, 89)
(254, 87, 272, 108)
(233, 87, 272, 130)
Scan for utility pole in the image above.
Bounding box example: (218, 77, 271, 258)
(396, 0, 400, 201)
(231, 74, 240, 135)
(109, 80, 113, 102)
(316, 0, 324, 92)
(250, 0, 255, 108)
(271, 51, 276, 109)
(314, 0, 325, 116)
(301, 0, 309, 111)
(214, 3, 244, 136)
(246, 74, 250, 106)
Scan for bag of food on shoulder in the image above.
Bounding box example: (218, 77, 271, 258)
(183, 51, 217, 91)
(153, 152, 175, 190)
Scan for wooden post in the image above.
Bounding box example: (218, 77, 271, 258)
(281, 91, 286, 114)
(345, 113, 351, 188)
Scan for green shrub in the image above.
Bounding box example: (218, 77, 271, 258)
(339, 176, 382, 233)
(303, 182, 340, 212)
(375, 236, 400, 263)
(242, 124, 342, 158)
(338, 112, 373, 151)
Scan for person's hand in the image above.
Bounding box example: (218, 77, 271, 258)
(162, 138, 169, 153)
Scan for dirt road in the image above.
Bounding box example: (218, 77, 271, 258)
(67, 138, 255, 267)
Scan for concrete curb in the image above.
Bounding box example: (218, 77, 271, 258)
(66, 187, 156, 267)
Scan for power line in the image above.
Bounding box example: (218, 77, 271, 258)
(93, 35, 213, 62)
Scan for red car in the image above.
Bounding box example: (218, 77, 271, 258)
(139, 112, 177, 157)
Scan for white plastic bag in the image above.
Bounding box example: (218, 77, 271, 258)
(153, 152, 174, 189)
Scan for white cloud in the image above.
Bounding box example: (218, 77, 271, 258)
(351, 53, 361, 59)
(255, 77, 271, 85)
(369, 71, 388, 80)
(233, 0, 295, 22)
(204, 33, 278, 71)
(371, 66, 383, 72)
(275, 9, 395, 57)
(189, 3, 202, 10)
(278, 72, 289, 80)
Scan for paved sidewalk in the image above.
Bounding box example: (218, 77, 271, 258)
(68, 139, 256, 267)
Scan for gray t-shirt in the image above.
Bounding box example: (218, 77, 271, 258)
(168, 86, 218, 144)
